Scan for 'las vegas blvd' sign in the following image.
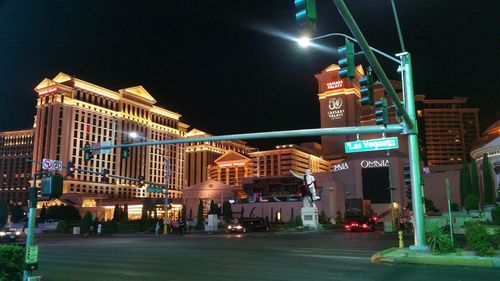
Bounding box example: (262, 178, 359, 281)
(344, 137, 399, 153)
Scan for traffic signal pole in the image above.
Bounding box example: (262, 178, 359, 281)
(399, 52, 426, 249)
(331, 0, 426, 249)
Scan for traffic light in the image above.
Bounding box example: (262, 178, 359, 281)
(359, 67, 374, 106)
(84, 142, 93, 162)
(406, 186, 412, 200)
(40, 173, 63, 199)
(294, 0, 317, 29)
(66, 162, 75, 178)
(375, 97, 389, 125)
(338, 38, 355, 79)
(121, 142, 130, 159)
(102, 168, 110, 184)
(138, 176, 145, 187)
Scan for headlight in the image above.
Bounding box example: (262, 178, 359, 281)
(16, 231, 21, 235)
(227, 226, 232, 229)
(0, 232, 5, 236)
(236, 225, 243, 229)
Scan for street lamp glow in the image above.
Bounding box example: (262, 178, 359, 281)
(297, 36, 311, 48)
(129, 132, 139, 139)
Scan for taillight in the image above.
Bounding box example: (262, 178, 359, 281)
(362, 224, 368, 228)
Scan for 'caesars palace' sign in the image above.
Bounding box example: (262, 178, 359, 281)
(326, 80, 344, 90)
(327, 97, 344, 120)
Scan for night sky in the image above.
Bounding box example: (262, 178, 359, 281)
(0, 1, 498, 149)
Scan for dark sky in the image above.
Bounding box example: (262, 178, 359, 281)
(0, 0, 498, 149)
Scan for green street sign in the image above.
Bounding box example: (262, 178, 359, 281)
(146, 187, 163, 193)
(344, 137, 399, 153)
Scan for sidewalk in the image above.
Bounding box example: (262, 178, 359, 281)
(371, 247, 500, 268)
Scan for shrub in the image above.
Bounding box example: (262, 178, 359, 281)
(0, 244, 23, 281)
(117, 223, 141, 233)
(319, 211, 330, 224)
(80, 212, 93, 235)
(101, 220, 117, 233)
(426, 224, 453, 254)
(450, 203, 460, 212)
(56, 220, 68, 233)
(463, 195, 480, 212)
(335, 211, 343, 224)
(491, 206, 500, 225)
(465, 222, 495, 256)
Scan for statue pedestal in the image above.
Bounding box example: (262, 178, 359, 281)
(301, 206, 320, 230)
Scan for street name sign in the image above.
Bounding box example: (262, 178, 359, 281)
(344, 137, 399, 153)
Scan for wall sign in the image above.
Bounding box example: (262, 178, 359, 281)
(327, 97, 345, 120)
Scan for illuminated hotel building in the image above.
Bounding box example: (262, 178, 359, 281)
(184, 128, 252, 187)
(208, 151, 252, 187)
(415, 95, 480, 166)
(32, 72, 188, 200)
(0, 129, 34, 202)
(249, 144, 331, 177)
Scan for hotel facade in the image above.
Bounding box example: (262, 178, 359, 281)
(32, 72, 188, 202)
(0, 129, 34, 202)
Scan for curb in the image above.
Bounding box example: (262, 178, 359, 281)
(371, 247, 500, 268)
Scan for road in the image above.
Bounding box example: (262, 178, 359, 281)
(31, 230, 497, 281)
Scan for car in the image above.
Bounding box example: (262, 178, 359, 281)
(226, 218, 270, 233)
(343, 216, 377, 232)
(0, 228, 22, 243)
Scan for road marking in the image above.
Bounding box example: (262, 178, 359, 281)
(284, 253, 368, 260)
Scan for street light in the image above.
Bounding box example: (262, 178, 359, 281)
(296, 33, 400, 64)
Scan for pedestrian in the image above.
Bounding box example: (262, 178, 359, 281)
(155, 221, 160, 236)
(398, 215, 405, 231)
(171, 219, 178, 234)
(97, 223, 102, 235)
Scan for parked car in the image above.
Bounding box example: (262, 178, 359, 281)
(343, 216, 377, 232)
(226, 218, 270, 233)
(0, 228, 22, 243)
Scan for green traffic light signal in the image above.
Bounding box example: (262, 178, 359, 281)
(121, 142, 130, 159)
(359, 67, 374, 106)
(84, 142, 93, 162)
(374, 97, 389, 125)
(294, 0, 317, 29)
(338, 38, 355, 79)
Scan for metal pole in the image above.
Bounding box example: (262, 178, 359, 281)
(164, 154, 170, 234)
(331, 0, 414, 129)
(23, 173, 38, 281)
(399, 52, 426, 250)
(93, 124, 404, 151)
(446, 178, 454, 246)
(387, 150, 396, 231)
(390, 0, 406, 52)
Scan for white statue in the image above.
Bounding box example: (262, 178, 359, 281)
(290, 169, 317, 207)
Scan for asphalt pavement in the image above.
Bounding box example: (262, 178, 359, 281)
(30, 230, 499, 281)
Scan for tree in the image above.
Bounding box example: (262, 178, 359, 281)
(196, 199, 204, 228)
(39, 204, 47, 223)
(0, 200, 7, 228)
(47, 204, 80, 220)
(469, 162, 480, 198)
(122, 204, 129, 222)
(9, 204, 25, 223)
(482, 153, 494, 204)
(222, 201, 233, 222)
(80, 211, 93, 235)
(113, 204, 121, 221)
(459, 162, 472, 205)
(208, 200, 218, 215)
